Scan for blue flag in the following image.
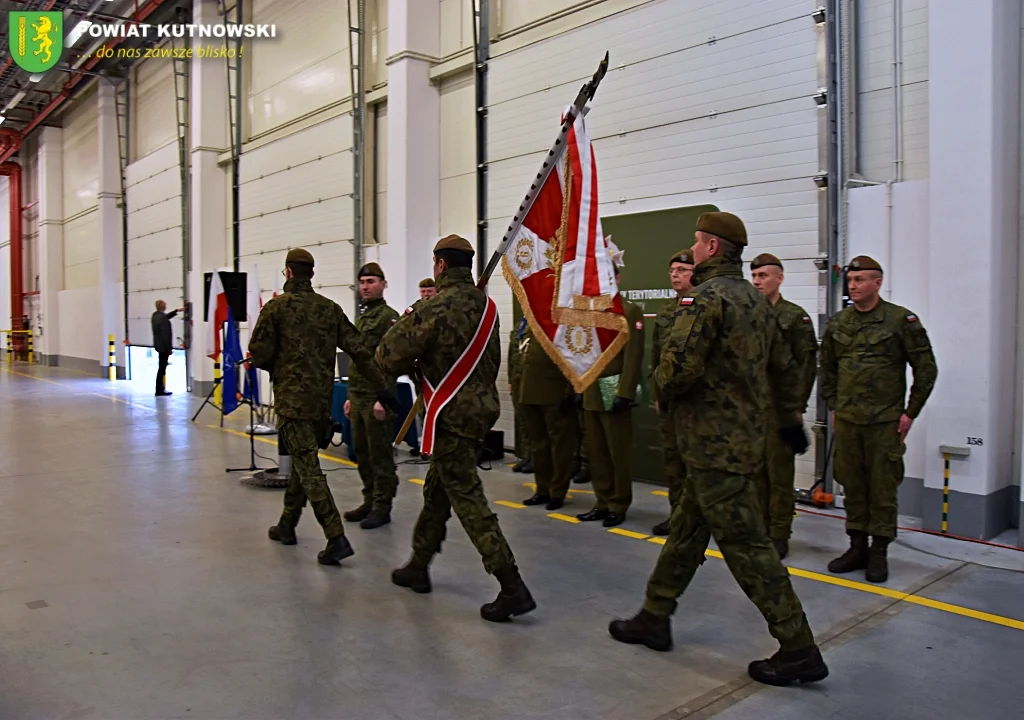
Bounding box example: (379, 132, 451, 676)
(221, 308, 243, 415)
(243, 358, 260, 407)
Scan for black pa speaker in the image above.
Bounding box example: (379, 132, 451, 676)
(203, 271, 248, 322)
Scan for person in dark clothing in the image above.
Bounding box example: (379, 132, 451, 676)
(151, 300, 182, 396)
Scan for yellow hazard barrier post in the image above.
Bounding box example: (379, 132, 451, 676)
(27, 329, 33, 365)
(108, 334, 116, 381)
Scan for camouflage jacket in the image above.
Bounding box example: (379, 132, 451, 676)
(347, 297, 399, 398)
(376, 267, 501, 442)
(649, 296, 684, 405)
(819, 299, 937, 424)
(519, 323, 573, 406)
(508, 328, 523, 394)
(654, 254, 802, 475)
(582, 300, 646, 412)
(770, 296, 819, 413)
(248, 277, 385, 421)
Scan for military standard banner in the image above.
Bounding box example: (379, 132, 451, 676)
(501, 108, 629, 392)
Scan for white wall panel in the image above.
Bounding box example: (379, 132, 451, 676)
(133, 54, 177, 161)
(61, 91, 98, 220)
(439, 71, 475, 237)
(368, 0, 388, 89)
(440, 0, 473, 57)
(249, 0, 352, 137)
(239, 114, 357, 316)
(856, 0, 929, 181)
(487, 0, 822, 479)
(57, 285, 101, 361)
(63, 212, 98, 289)
(497, 0, 586, 35)
(125, 141, 185, 346)
(374, 102, 388, 244)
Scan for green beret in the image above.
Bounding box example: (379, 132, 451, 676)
(751, 253, 783, 270)
(358, 262, 385, 279)
(433, 234, 475, 257)
(418, 277, 435, 288)
(848, 255, 883, 273)
(670, 249, 695, 266)
(286, 248, 315, 266)
(696, 211, 748, 247)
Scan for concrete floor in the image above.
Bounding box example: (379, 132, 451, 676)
(1, 363, 1022, 720)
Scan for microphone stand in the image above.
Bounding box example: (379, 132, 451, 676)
(226, 359, 268, 474)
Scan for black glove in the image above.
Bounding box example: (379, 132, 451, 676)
(560, 393, 576, 412)
(377, 389, 402, 415)
(779, 425, 810, 455)
(574, 393, 584, 411)
(611, 396, 633, 413)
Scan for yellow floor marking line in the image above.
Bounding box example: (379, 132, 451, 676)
(214, 426, 357, 467)
(608, 528, 650, 540)
(408, 478, 425, 485)
(548, 513, 580, 524)
(496, 500, 526, 509)
(523, 481, 593, 495)
(648, 537, 667, 546)
(651, 490, 669, 497)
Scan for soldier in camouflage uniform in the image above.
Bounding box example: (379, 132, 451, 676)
(418, 277, 437, 300)
(650, 248, 695, 536)
(378, 235, 535, 623)
(750, 253, 819, 559)
(507, 318, 533, 473)
(575, 262, 646, 528)
(820, 255, 937, 583)
(250, 248, 401, 565)
(342, 262, 401, 530)
(519, 321, 579, 510)
(609, 212, 829, 688)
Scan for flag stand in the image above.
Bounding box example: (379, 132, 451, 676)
(226, 361, 268, 474)
(190, 324, 227, 426)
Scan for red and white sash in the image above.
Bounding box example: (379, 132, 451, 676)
(420, 297, 498, 457)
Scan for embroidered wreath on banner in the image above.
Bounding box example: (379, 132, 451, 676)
(514, 237, 534, 271)
(565, 326, 594, 356)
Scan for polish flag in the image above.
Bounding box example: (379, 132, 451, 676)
(500, 106, 628, 391)
(206, 270, 230, 360)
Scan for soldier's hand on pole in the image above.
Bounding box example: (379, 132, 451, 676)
(344, 399, 351, 418)
(373, 401, 386, 421)
(377, 388, 402, 415)
(898, 413, 913, 442)
(779, 424, 810, 455)
(611, 396, 632, 413)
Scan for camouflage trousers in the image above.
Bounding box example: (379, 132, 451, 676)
(834, 418, 904, 538)
(350, 394, 399, 510)
(278, 419, 345, 539)
(756, 416, 797, 542)
(521, 401, 579, 499)
(584, 409, 633, 514)
(659, 409, 686, 508)
(510, 380, 531, 462)
(643, 467, 815, 652)
(412, 430, 517, 575)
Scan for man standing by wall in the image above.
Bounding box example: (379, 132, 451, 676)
(378, 235, 535, 623)
(575, 263, 646, 528)
(608, 212, 828, 686)
(649, 249, 695, 536)
(750, 253, 819, 559)
(519, 322, 578, 510)
(250, 248, 400, 566)
(820, 255, 937, 583)
(151, 299, 183, 396)
(343, 263, 401, 530)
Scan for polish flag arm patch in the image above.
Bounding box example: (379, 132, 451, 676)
(907, 314, 917, 322)
(404, 306, 414, 315)
(634, 320, 644, 331)
(802, 316, 811, 324)
(679, 297, 695, 306)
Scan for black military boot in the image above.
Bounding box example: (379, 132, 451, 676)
(651, 519, 671, 536)
(512, 457, 529, 473)
(522, 493, 551, 506)
(608, 609, 673, 651)
(343, 503, 372, 522)
(518, 458, 534, 474)
(360, 507, 391, 529)
(317, 535, 355, 566)
(392, 556, 432, 594)
(748, 645, 829, 686)
(572, 464, 591, 485)
(827, 530, 869, 574)
(773, 538, 790, 560)
(865, 536, 890, 583)
(268, 521, 297, 546)
(481, 566, 536, 622)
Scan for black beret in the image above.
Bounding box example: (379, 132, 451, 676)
(751, 253, 783, 270)
(670, 249, 695, 266)
(358, 262, 385, 279)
